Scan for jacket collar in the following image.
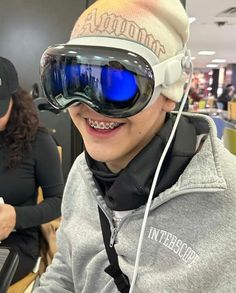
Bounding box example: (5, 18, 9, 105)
(82, 113, 227, 212)
(155, 113, 227, 206)
(86, 113, 197, 211)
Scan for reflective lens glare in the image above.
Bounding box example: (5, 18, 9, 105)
(101, 66, 138, 102)
(40, 45, 154, 118)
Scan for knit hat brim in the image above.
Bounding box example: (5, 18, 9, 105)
(70, 0, 190, 103)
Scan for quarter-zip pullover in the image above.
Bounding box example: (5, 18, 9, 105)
(35, 113, 236, 293)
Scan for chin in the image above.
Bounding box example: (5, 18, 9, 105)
(86, 147, 109, 162)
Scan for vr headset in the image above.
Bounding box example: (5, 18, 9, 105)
(40, 37, 189, 118)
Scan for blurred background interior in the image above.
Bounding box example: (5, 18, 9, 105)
(0, 0, 235, 180)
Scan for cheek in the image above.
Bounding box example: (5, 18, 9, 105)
(68, 108, 77, 119)
(134, 127, 144, 137)
(68, 108, 82, 126)
(0, 117, 7, 130)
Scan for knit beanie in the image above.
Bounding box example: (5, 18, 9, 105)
(70, 0, 190, 103)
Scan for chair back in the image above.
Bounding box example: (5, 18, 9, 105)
(211, 116, 225, 139)
(223, 128, 236, 155)
(228, 101, 236, 120)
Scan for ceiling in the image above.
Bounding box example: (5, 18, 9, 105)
(186, 0, 236, 70)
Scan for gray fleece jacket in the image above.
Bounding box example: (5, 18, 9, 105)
(34, 114, 236, 293)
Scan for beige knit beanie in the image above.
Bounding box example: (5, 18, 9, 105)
(70, 0, 190, 103)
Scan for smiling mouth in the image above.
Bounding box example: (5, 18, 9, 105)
(87, 118, 123, 130)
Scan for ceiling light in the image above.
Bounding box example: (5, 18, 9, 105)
(189, 17, 196, 24)
(211, 59, 227, 63)
(198, 51, 216, 56)
(206, 64, 218, 68)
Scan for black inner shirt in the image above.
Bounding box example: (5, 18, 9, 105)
(86, 114, 197, 211)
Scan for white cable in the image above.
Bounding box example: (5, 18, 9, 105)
(129, 60, 193, 293)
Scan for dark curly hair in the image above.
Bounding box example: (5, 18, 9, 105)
(2, 88, 43, 169)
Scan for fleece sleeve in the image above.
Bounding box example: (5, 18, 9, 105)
(33, 162, 78, 293)
(33, 219, 75, 293)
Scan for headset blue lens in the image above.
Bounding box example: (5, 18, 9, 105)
(101, 66, 138, 102)
(40, 45, 155, 118)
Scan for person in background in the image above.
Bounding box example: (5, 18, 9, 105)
(0, 57, 64, 284)
(217, 83, 235, 110)
(188, 87, 202, 104)
(35, 0, 236, 292)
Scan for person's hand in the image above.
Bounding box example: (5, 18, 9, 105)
(0, 204, 16, 240)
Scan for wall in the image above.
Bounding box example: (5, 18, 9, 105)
(0, 0, 86, 91)
(180, 0, 186, 8)
(225, 64, 236, 88)
(0, 0, 87, 179)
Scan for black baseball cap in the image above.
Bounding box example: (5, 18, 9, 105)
(0, 57, 19, 118)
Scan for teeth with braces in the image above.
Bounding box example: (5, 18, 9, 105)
(88, 119, 120, 130)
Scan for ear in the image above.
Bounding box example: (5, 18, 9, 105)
(162, 96, 176, 112)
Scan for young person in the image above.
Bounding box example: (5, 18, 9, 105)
(0, 56, 64, 283)
(35, 0, 236, 292)
(217, 83, 235, 110)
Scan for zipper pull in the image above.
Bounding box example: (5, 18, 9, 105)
(109, 228, 118, 247)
